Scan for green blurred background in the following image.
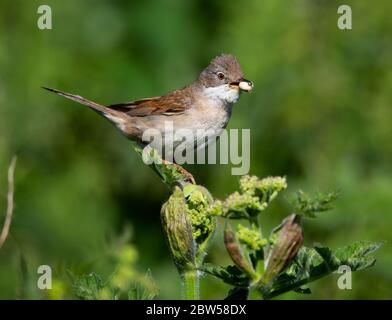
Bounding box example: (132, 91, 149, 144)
(0, 0, 391, 299)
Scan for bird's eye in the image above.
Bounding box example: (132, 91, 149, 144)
(217, 72, 225, 80)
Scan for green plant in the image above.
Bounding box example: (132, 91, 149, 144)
(66, 147, 383, 300)
(142, 149, 383, 300)
(68, 242, 158, 300)
(199, 176, 383, 299)
(39, 231, 159, 300)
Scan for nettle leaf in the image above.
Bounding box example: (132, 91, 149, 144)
(225, 287, 249, 300)
(295, 246, 324, 273)
(313, 244, 340, 269)
(72, 272, 105, 300)
(294, 286, 311, 294)
(334, 241, 384, 271)
(291, 190, 339, 218)
(314, 241, 384, 271)
(200, 263, 250, 288)
(124, 270, 159, 300)
(128, 282, 157, 300)
(265, 241, 383, 299)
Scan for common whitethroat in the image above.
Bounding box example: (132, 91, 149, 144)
(43, 54, 253, 181)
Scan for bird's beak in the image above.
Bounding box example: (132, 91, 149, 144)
(229, 78, 253, 92)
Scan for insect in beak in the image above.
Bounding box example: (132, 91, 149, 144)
(229, 78, 253, 92)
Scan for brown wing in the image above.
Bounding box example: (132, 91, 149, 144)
(107, 86, 194, 117)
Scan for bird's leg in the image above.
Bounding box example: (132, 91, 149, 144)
(161, 160, 196, 185)
(132, 143, 195, 189)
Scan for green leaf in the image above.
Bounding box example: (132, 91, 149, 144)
(264, 241, 383, 299)
(313, 244, 340, 270)
(128, 283, 157, 300)
(200, 263, 250, 287)
(314, 241, 384, 271)
(294, 286, 311, 294)
(334, 241, 384, 271)
(72, 272, 105, 300)
(291, 190, 339, 218)
(224, 287, 249, 300)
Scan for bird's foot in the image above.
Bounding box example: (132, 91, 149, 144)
(161, 160, 196, 185)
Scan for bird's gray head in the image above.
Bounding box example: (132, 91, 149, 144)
(197, 54, 253, 103)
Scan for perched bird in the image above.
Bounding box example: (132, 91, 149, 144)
(43, 54, 253, 182)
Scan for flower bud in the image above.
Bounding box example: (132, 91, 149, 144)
(236, 224, 268, 252)
(261, 214, 303, 286)
(161, 187, 196, 273)
(224, 227, 258, 280)
(184, 184, 215, 245)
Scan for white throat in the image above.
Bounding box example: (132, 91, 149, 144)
(203, 84, 240, 104)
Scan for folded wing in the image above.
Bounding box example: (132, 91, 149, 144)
(107, 86, 194, 117)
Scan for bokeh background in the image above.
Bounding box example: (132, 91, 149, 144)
(0, 0, 391, 299)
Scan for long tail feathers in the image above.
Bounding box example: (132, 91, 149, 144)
(42, 86, 109, 114)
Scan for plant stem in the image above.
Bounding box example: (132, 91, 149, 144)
(182, 270, 200, 300)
